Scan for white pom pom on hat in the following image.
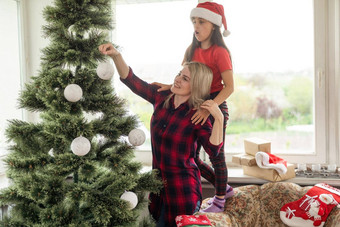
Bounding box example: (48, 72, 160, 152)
(223, 30, 231, 37)
(190, 1, 230, 37)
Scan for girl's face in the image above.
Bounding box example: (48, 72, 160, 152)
(192, 17, 214, 43)
(171, 65, 191, 97)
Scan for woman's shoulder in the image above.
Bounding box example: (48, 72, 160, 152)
(153, 90, 173, 106)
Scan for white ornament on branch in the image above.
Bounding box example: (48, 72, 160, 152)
(128, 129, 146, 146)
(68, 24, 90, 39)
(120, 191, 138, 210)
(96, 62, 115, 80)
(71, 136, 91, 156)
(64, 84, 83, 102)
(48, 148, 54, 157)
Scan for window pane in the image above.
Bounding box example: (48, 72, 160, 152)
(114, 0, 314, 155)
(0, 1, 22, 153)
(223, 0, 314, 155)
(114, 0, 196, 150)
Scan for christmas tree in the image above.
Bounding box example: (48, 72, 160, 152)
(0, 0, 162, 226)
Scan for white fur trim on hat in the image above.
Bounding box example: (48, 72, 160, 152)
(190, 7, 222, 27)
(255, 152, 287, 175)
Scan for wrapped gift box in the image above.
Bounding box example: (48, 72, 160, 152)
(232, 154, 257, 166)
(244, 137, 271, 156)
(242, 163, 296, 182)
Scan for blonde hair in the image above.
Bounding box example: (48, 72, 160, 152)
(164, 62, 213, 109)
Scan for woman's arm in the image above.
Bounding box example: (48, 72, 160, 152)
(98, 43, 129, 79)
(98, 43, 161, 104)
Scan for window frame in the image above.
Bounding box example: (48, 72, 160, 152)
(1, 0, 338, 173)
(277, 0, 328, 164)
(279, 0, 340, 165)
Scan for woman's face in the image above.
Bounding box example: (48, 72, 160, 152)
(192, 17, 214, 43)
(171, 65, 191, 97)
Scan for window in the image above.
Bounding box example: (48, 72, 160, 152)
(113, 0, 196, 150)
(0, 0, 24, 159)
(113, 0, 339, 165)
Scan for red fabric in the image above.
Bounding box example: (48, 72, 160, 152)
(121, 68, 222, 227)
(267, 153, 287, 167)
(175, 215, 212, 226)
(192, 44, 232, 93)
(280, 183, 340, 227)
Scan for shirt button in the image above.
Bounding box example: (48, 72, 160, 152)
(163, 124, 166, 128)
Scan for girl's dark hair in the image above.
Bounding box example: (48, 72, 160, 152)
(184, 24, 232, 63)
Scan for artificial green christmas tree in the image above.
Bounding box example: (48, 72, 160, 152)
(0, 0, 162, 226)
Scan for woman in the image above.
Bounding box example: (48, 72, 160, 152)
(99, 43, 224, 227)
(153, 1, 234, 212)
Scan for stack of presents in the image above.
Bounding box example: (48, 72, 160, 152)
(232, 137, 296, 181)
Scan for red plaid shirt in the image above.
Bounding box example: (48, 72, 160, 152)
(121, 68, 222, 227)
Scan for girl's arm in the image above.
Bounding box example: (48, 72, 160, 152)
(200, 100, 224, 145)
(196, 100, 223, 157)
(151, 82, 172, 92)
(191, 69, 234, 125)
(213, 69, 234, 105)
(151, 46, 191, 92)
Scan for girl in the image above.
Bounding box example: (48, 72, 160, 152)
(154, 2, 234, 213)
(99, 43, 224, 226)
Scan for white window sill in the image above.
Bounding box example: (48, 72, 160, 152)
(1, 165, 338, 191)
(204, 167, 340, 187)
(141, 165, 340, 188)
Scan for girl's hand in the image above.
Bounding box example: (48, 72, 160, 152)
(98, 43, 119, 58)
(151, 82, 172, 92)
(200, 100, 223, 123)
(191, 108, 210, 125)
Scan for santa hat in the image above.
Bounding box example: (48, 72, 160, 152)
(255, 151, 288, 174)
(190, 1, 230, 37)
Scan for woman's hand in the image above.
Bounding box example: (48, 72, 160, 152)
(151, 82, 172, 92)
(98, 43, 129, 79)
(200, 100, 223, 123)
(191, 108, 210, 125)
(98, 43, 120, 58)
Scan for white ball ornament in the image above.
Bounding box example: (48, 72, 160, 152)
(128, 129, 146, 146)
(96, 62, 115, 80)
(68, 24, 77, 36)
(71, 136, 91, 156)
(120, 191, 138, 210)
(48, 148, 54, 157)
(64, 84, 83, 102)
(68, 24, 90, 39)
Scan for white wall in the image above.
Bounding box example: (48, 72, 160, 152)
(22, 0, 53, 122)
(0, 0, 53, 189)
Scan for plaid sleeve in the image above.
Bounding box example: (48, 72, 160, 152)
(196, 119, 223, 157)
(120, 67, 159, 105)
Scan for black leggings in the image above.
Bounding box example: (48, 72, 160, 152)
(195, 92, 229, 196)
